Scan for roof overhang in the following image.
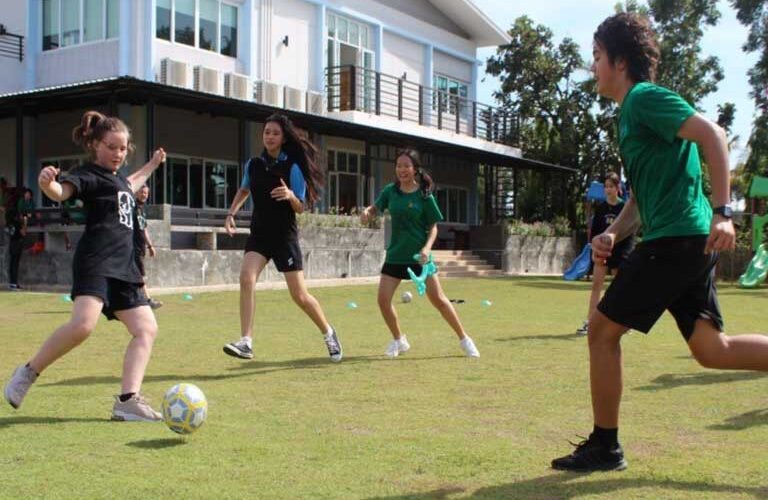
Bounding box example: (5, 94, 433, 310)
(0, 77, 571, 173)
(428, 0, 510, 47)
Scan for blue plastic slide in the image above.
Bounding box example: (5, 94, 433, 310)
(563, 244, 592, 281)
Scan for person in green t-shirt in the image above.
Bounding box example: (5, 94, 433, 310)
(552, 12, 768, 474)
(361, 149, 479, 358)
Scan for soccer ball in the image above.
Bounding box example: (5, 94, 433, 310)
(162, 383, 208, 435)
(401, 291, 413, 303)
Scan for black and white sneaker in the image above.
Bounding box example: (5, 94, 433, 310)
(551, 434, 628, 472)
(223, 338, 254, 360)
(324, 328, 343, 363)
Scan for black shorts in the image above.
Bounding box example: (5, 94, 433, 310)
(381, 262, 424, 280)
(245, 236, 303, 272)
(71, 275, 149, 321)
(597, 235, 723, 341)
(135, 253, 146, 277)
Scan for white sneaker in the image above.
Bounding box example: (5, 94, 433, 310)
(576, 321, 589, 336)
(111, 393, 162, 422)
(4, 364, 38, 409)
(460, 336, 480, 358)
(385, 335, 410, 358)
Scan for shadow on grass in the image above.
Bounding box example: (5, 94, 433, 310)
(635, 371, 768, 391)
(368, 473, 768, 499)
(28, 310, 71, 315)
(126, 438, 187, 449)
(708, 408, 768, 431)
(0, 416, 109, 428)
(40, 355, 459, 387)
(514, 281, 593, 292)
(495, 333, 581, 342)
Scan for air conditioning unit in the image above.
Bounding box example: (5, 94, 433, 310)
(193, 66, 221, 94)
(254, 80, 281, 107)
(306, 91, 325, 115)
(283, 86, 305, 112)
(159, 58, 189, 88)
(224, 73, 251, 100)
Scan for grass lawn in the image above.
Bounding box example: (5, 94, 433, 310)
(1, 277, 767, 499)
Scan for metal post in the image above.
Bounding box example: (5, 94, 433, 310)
(397, 78, 403, 121)
(15, 105, 23, 188)
(350, 65, 357, 111)
(472, 101, 477, 138)
(418, 84, 423, 126)
(455, 97, 460, 134)
(375, 72, 381, 115)
(437, 92, 443, 130)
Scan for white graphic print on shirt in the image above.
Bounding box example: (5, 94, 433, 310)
(118, 191, 135, 229)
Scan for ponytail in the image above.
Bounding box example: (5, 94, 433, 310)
(71, 110, 133, 157)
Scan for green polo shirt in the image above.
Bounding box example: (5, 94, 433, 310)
(618, 82, 712, 241)
(375, 183, 443, 264)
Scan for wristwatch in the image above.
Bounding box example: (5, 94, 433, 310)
(712, 205, 733, 219)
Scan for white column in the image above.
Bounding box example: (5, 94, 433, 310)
(242, 0, 255, 77)
(118, 0, 132, 75)
(25, 0, 39, 90)
(375, 24, 383, 73)
(144, 0, 156, 81)
(314, 4, 325, 92)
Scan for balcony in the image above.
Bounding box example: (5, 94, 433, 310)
(0, 24, 24, 62)
(325, 65, 518, 147)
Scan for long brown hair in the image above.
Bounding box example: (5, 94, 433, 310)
(264, 113, 323, 205)
(72, 110, 134, 158)
(394, 149, 434, 198)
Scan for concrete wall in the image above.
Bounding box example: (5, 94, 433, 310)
(503, 235, 577, 276)
(37, 40, 119, 88)
(0, 3, 28, 93)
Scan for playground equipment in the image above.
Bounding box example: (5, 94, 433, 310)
(738, 243, 768, 288)
(739, 175, 768, 288)
(563, 243, 592, 281)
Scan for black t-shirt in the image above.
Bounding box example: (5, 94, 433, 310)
(8, 216, 24, 242)
(247, 152, 299, 241)
(61, 163, 142, 283)
(133, 202, 147, 257)
(592, 200, 634, 258)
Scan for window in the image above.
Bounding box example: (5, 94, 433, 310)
(156, 0, 238, 58)
(150, 155, 240, 208)
(39, 157, 85, 207)
(327, 149, 368, 213)
(435, 186, 468, 223)
(42, 0, 119, 51)
(434, 75, 469, 116)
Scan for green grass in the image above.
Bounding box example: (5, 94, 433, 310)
(1, 277, 767, 499)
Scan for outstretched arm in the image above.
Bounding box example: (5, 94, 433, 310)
(127, 149, 166, 192)
(38, 166, 75, 202)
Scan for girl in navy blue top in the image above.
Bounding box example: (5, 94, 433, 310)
(221, 114, 342, 363)
(3, 111, 166, 422)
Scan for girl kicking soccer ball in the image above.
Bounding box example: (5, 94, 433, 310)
(3, 110, 166, 421)
(360, 149, 479, 358)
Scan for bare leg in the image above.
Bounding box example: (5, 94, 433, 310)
(588, 311, 629, 428)
(239, 252, 268, 338)
(586, 264, 608, 323)
(284, 270, 331, 333)
(425, 275, 467, 340)
(377, 275, 403, 339)
(28, 296, 103, 374)
(688, 319, 768, 370)
(114, 306, 158, 394)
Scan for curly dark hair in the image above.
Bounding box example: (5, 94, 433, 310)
(594, 12, 660, 83)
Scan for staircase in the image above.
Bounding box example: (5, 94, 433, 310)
(431, 250, 504, 278)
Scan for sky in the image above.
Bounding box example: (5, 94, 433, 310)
(472, 0, 758, 168)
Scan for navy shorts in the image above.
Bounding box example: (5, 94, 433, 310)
(381, 262, 424, 280)
(245, 236, 303, 272)
(597, 235, 723, 341)
(71, 275, 149, 321)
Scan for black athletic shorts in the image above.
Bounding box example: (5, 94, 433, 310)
(245, 236, 303, 272)
(597, 235, 723, 341)
(381, 262, 424, 280)
(135, 253, 146, 277)
(71, 275, 149, 321)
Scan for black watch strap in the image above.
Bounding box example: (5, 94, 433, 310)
(713, 205, 733, 218)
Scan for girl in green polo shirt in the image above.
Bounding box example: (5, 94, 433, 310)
(361, 149, 479, 358)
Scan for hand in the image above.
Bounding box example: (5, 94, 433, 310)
(151, 148, 166, 167)
(225, 214, 236, 237)
(591, 232, 615, 265)
(270, 178, 295, 202)
(705, 215, 735, 253)
(39, 166, 60, 187)
(360, 208, 370, 224)
(148, 245, 156, 258)
(417, 248, 429, 265)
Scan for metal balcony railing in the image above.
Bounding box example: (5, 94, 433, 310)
(0, 24, 24, 62)
(325, 65, 518, 147)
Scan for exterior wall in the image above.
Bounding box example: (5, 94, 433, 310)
(370, 0, 469, 39)
(270, 0, 316, 90)
(504, 235, 577, 275)
(381, 32, 424, 83)
(37, 40, 120, 88)
(0, 5, 27, 93)
(154, 40, 242, 83)
(156, 106, 239, 162)
(434, 51, 472, 84)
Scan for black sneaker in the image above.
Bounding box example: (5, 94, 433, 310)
(324, 327, 342, 363)
(551, 435, 628, 472)
(148, 298, 164, 309)
(223, 338, 254, 360)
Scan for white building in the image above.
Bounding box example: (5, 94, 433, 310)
(0, 0, 571, 235)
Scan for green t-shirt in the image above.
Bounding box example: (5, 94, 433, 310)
(375, 183, 443, 264)
(618, 82, 712, 241)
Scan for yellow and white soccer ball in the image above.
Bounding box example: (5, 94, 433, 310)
(162, 383, 208, 435)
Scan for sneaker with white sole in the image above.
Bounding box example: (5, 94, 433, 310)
(4, 364, 38, 409)
(223, 338, 254, 360)
(324, 327, 343, 363)
(385, 335, 410, 358)
(111, 394, 162, 422)
(460, 336, 480, 358)
(576, 321, 589, 335)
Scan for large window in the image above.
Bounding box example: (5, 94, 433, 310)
(327, 149, 369, 214)
(434, 75, 469, 116)
(149, 156, 240, 208)
(43, 0, 119, 51)
(435, 186, 468, 223)
(156, 0, 238, 57)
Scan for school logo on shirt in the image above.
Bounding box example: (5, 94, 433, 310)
(117, 191, 135, 229)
